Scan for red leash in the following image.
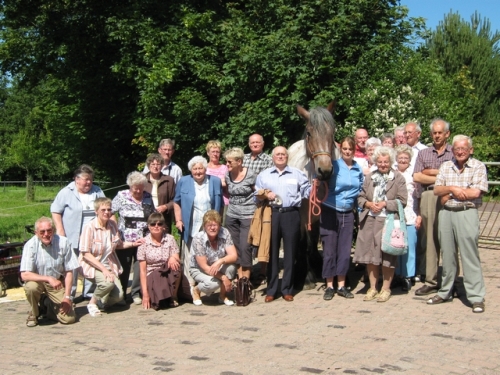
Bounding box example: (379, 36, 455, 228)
(307, 179, 328, 230)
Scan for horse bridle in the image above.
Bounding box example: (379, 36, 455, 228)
(305, 132, 332, 160)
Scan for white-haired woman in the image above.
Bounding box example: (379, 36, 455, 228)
(111, 171, 151, 304)
(394, 145, 420, 291)
(174, 156, 223, 286)
(354, 146, 407, 302)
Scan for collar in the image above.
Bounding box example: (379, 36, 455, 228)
(371, 169, 395, 181)
(270, 165, 292, 175)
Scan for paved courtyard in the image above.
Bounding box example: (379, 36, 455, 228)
(1, 246, 500, 375)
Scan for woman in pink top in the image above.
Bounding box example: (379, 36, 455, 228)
(206, 140, 229, 206)
(137, 212, 181, 310)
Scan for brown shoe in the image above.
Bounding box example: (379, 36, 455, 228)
(427, 294, 453, 305)
(265, 295, 275, 303)
(415, 284, 438, 296)
(283, 294, 294, 302)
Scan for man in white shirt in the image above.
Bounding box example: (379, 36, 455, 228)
(143, 139, 183, 183)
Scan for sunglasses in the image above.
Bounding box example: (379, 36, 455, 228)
(38, 229, 53, 235)
(149, 221, 165, 227)
(99, 208, 112, 212)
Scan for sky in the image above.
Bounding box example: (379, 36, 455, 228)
(401, 0, 500, 40)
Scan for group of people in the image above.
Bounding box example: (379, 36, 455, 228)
(20, 120, 488, 327)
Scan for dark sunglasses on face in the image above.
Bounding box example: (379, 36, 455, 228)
(100, 208, 112, 212)
(149, 221, 165, 227)
(38, 229, 53, 235)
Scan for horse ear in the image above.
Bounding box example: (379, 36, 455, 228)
(297, 104, 310, 121)
(326, 101, 336, 115)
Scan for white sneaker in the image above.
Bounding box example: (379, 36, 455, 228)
(133, 296, 142, 305)
(218, 298, 234, 306)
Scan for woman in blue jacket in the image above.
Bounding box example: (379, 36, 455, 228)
(173, 156, 223, 286)
(321, 137, 363, 300)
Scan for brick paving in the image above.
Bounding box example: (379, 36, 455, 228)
(1, 246, 500, 375)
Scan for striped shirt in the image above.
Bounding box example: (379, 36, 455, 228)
(20, 235, 79, 279)
(435, 157, 488, 209)
(413, 144, 454, 198)
(78, 218, 123, 278)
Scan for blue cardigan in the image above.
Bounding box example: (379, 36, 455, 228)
(174, 175, 223, 243)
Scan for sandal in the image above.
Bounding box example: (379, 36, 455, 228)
(376, 289, 391, 302)
(87, 304, 102, 317)
(472, 301, 485, 313)
(169, 298, 179, 308)
(427, 294, 453, 305)
(26, 311, 38, 327)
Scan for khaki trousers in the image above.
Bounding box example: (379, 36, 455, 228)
(24, 281, 76, 324)
(418, 191, 441, 285)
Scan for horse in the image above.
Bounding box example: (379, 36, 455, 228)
(288, 102, 338, 290)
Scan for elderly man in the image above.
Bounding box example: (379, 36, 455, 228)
(394, 126, 406, 146)
(243, 134, 273, 174)
(404, 122, 427, 174)
(427, 135, 487, 313)
(21, 217, 79, 327)
(354, 128, 369, 162)
(143, 138, 183, 183)
(413, 119, 453, 295)
(255, 146, 311, 302)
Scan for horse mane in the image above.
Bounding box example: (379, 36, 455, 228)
(302, 107, 335, 139)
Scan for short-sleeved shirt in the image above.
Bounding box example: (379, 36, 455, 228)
(207, 164, 229, 205)
(435, 157, 488, 209)
(413, 144, 454, 198)
(255, 165, 311, 207)
(225, 168, 257, 219)
(50, 182, 105, 249)
(243, 152, 273, 174)
(137, 233, 179, 276)
(79, 218, 123, 278)
(190, 227, 234, 269)
(112, 189, 153, 242)
(20, 234, 79, 279)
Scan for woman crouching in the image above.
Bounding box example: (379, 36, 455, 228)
(137, 213, 181, 310)
(189, 210, 238, 306)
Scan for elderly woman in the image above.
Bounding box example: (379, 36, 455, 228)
(224, 147, 257, 280)
(137, 213, 181, 310)
(394, 145, 421, 291)
(357, 137, 382, 176)
(321, 137, 363, 300)
(190, 210, 238, 306)
(79, 198, 141, 316)
(51, 164, 105, 301)
(174, 156, 223, 286)
(111, 171, 152, 305)
(354, 146, 407, 302)
(380, 133, 395, 148)
(206, 140, 229, 206)
(144, 153, 176, 233)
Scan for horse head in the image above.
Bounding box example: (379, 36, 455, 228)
(297, 101, 336, 181)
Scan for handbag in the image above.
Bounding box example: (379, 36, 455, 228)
(235, 277, 253, 306)
(381, 199, 408, 256)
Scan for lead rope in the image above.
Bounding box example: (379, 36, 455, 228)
(307, 178, 328, 230)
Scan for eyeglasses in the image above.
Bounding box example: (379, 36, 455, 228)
(403, 131, 416, 136)
(99, 208, 112, 212)
(149, 163, 162, 168)
(453, 147, 470, 152)
(38, 229, 53, 235)
(225, 160, 236, 165)
(149, 222, 165, 227)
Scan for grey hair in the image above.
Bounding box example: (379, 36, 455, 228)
(159, 138, 175, 148)
(429, 118, 450, 132)
(35, 216, 53, 231)
(395, 144, 413, 159)
(272, 146, 289, 157)
(224, 147, 245, 161)
(126, 171, 147, 187)
(452, 135, 472, 148)
(188, 156, 208, 171)
(366, 137, 382, 149)
(372, 146, 396, 166)
(405, 121, 422, 133)
(393, 126, 405, 135)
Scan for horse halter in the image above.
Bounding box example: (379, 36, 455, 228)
(305, 132, 332, 160)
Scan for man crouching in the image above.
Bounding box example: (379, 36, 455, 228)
(21, 216, 79, 327)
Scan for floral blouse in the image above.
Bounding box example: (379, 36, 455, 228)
(137, 233, 179, 276)
(190, 227, 234, 270)
(111, 189, 154, 242)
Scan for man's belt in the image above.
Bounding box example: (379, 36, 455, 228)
(443, 205, 476, 212)
(424, 186, 434, 191)
(271, 206, 299, 213)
